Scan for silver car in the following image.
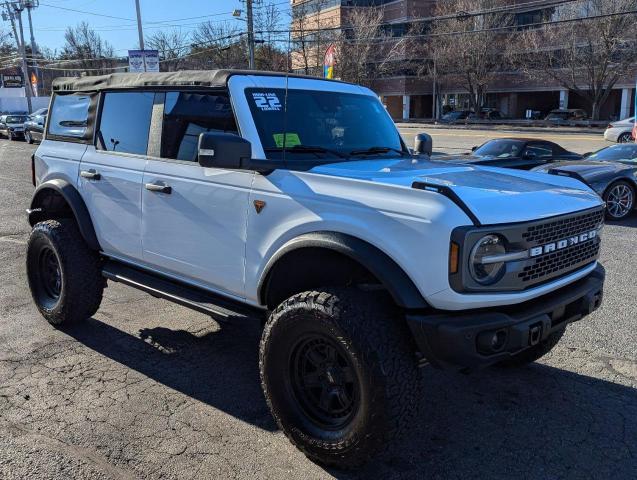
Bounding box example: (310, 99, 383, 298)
(604, 117, 634, 143)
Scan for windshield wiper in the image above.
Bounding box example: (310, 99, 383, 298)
(348, 146, 409, 157)
(264, 145, 347, 158)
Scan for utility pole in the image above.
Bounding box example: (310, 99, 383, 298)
(134, 0, 146, 71)
(25, 0, 38, 96)
(246, 0, 255, 69)
(13, 2, 32, 112)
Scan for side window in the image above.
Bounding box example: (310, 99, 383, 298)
(161, 91, 237, 162)
(525, 143, 553, 158)
(97, 91, 154, 155)
(48, 94, 91, 138)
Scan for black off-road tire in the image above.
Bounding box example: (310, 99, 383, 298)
(26, 219, 104, 326)
(259, 288, 423, 469)
(498, 326, 566, 367)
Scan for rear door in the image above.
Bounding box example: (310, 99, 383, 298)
(141, 91, 253, 298)
(79, 91, 154, 262)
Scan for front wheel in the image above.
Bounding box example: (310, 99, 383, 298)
(7, 131, 13, 141)
(25, 130, 33, 144)
(26, 219, 104, 326)
(259, 289, 423, 468)
(604, 180, 635, 220)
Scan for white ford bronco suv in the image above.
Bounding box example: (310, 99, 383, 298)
(27, 71, 605, 468)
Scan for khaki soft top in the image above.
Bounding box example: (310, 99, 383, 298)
(51, 70, 340, 92)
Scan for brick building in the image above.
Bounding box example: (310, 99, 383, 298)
(290, 0, 636, 121)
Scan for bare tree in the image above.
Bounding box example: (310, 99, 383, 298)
(429, 0, 513, 113)
(191, 21, 247, 69)
(335, 8, 409, 87)
(147, 29, 190, 71)
(59, 22, 118, 75)
(0, 26, 14, 57)
(290, 0, 337, 75)
(508, 0, 637, 119)
(254, 2, 287, 71)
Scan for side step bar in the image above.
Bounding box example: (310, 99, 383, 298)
(102, 260, 265, 320)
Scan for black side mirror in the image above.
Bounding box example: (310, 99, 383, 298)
(198, 132, 251, 169)
(414, 133, 433, 156)
(471, 146, 477, 152)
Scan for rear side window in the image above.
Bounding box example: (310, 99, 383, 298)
(97, 92, 154, 155)
(48, 94, 91, 138)
(526, 143, 553, 158)
(161, 91, 237, 162)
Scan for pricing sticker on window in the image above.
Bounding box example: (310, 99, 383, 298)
(252, 92, 282, 111)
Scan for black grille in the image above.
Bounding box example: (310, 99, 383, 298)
(519, 240, 600, 282)
(522, 209, 604, 246)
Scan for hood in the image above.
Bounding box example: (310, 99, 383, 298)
(533, 160, 635, 182)
(310, 158, 603, 225)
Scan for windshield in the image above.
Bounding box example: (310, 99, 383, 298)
(473, 139, 524, 158)
(246, 88, 404, 161)
(6, 115, 26, 123)
(587, 145, 637, 163)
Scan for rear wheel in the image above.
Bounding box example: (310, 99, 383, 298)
(260, 288, 423, 468)
(26, 219, 104, 326)
(604, 180, 635, 220)
(617, 132, 633, 143)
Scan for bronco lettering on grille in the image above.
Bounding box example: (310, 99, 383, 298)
(529, 229, 599, 258)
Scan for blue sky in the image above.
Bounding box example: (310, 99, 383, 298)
(28, 0, 290, 55)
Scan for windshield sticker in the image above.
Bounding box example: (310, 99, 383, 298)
(273, 133, 301, 148)
(252, 92, 282, 111)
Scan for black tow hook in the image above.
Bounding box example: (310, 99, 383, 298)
(528, 323, 543, 346)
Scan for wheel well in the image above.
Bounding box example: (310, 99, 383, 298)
(29, 188, 74, 224)
(261, 247, 381, 310)
(29, 182, 101, 251)
(603, 178, 637, 198)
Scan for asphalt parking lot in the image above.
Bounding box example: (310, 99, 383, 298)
(1, 132, 636, 479)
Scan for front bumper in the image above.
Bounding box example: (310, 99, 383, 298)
(406, 264, 604, 370)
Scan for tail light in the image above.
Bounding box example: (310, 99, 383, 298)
(607, 124, 613, 129)
(31, 153, 36, 186)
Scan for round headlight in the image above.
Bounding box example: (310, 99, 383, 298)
(469, 234, 506, 285)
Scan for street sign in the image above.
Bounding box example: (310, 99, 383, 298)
(128, 50, 160, 73)
(324, 44, 336, 80)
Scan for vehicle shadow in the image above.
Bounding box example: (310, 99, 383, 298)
(606, 213, 637, 228)
(62, 318, 636, 479)
(61, 315, 278, 432)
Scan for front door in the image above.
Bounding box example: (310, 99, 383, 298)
(79, 91, 155, 261)
(141, 91, 253, 299)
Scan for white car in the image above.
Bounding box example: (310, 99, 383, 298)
(27, 71, 606, 468)
(604, 117, 634, 143)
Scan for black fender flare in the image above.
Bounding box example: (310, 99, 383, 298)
(29, 179, 101, 251)
(258, 231, 429, 310)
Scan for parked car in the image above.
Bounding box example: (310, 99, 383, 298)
(434, 138, 581, 169)
(468, 109, 505, 120)
(604, 117, 635, 143)
(533, 143, 637, 220)
(545, 108, 588, 124)
(0, 113, 28, 140)
(439, 109, 472, 123)
(24, 108, 47, 144)
(28, 70, 605, 468)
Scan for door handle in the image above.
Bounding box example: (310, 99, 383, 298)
(145, 182, 172, 194)
(80, 169, 101, 180)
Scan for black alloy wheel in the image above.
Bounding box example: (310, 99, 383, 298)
(289, 334, 359, 430)
(34, 245, 62, 308)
